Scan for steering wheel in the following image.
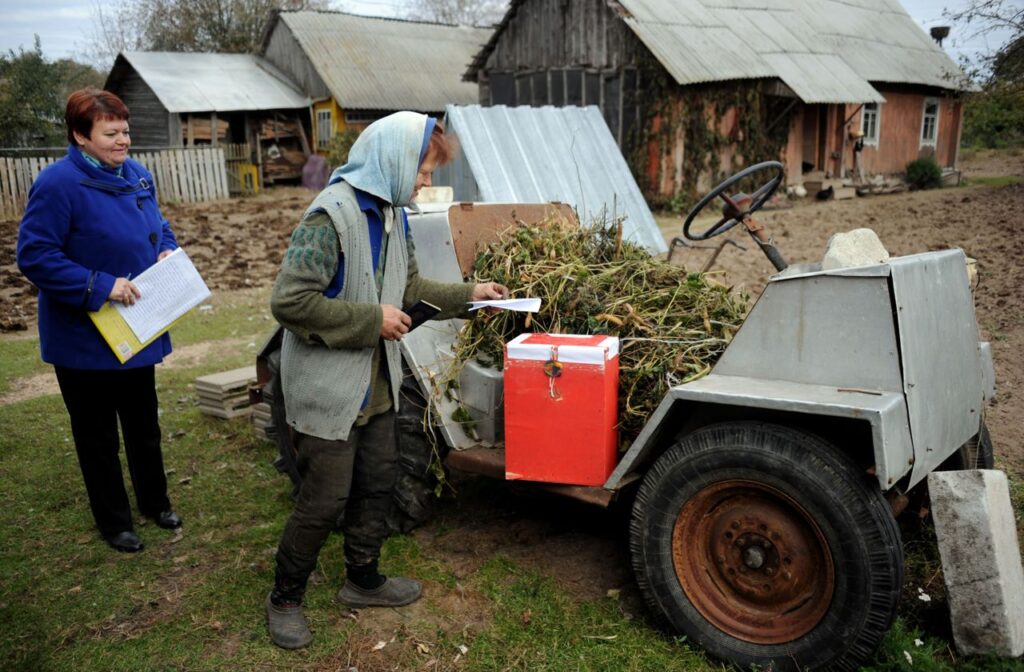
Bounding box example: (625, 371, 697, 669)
(683, 161, 784, 241)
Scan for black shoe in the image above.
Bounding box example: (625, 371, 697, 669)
(153, 511, 182, 530)
(105, 530, 144, 553)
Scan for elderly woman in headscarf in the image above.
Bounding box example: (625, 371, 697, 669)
(265, 112, 506, 649)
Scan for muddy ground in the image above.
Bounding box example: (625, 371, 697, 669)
(1, 150, 1022, 667)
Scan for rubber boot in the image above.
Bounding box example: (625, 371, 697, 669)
(337, 576, 422, 608)
(266, 593, 312, 649)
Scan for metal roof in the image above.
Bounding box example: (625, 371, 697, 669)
(113, 52, 310, 113)
(467, 0, 970, 103)
(442, 105, 668, 255)
(616, 0, 969, 102)
(277, 11, 491, 112)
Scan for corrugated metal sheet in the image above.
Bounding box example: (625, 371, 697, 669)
(763, 53, 884, 103)
(615, 0, 968, 103)
(280, 12, 490, 112)
(121, 52, 309, 113)
(441, 105, 667, 255)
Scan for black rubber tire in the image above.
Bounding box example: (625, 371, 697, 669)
(629, 421, 903, 671)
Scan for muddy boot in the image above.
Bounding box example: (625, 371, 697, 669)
(264, 594, 311, 651)
(337, 576, 422, 608)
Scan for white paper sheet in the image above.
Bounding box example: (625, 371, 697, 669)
(467, 298, 542, 312)
(115, 248, 211, 342)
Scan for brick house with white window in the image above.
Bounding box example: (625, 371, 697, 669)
(465, 0, 971, 200)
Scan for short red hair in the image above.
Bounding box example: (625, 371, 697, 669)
(65, 88, 130, 145)
(426, 120, 458, 166)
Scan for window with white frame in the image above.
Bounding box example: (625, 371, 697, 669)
(921, 98, 939, 146)
(860, 102, 880, 145)
(316, 108, 332, 150)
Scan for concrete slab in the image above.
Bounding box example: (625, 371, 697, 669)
(928, 469, 1024, 658)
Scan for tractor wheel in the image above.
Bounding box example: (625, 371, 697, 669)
(629, 421, 903, 671)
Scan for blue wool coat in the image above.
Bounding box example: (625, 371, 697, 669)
(16, 146, 178, 369)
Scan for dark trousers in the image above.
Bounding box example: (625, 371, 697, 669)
(54, 366, 171, 537)
(275, 411, 398, 587)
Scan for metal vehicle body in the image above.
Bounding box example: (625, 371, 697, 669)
(258, 167, 995, 670)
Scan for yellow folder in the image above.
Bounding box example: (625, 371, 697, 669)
(87, 248, 209, 364)
(88, 303, 189, 364)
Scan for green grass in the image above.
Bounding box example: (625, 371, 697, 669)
(0, 337, 49, 395)
(0, 288, 273, 396)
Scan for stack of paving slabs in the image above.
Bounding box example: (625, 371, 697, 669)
(195, 366, 258, 419)
(453, 218, 748, 444)
(250, 400, 273, 435)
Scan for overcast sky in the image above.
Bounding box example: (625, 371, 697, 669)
(0, 0, 1015, 69)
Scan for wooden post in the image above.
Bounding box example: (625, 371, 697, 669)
(187, 115, 195, 147)
(211, 112, 219, 147)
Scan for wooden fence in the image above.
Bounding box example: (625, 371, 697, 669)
(0, 147, 230, 220)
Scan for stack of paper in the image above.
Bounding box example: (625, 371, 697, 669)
(194, 366, 257, 419)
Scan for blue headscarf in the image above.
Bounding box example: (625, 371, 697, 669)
(328, 111, 436, 207)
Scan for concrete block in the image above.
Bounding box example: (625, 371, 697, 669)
(928, 469, 1024, 657)
(821, 228, 890, 270)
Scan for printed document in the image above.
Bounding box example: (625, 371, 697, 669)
(468, 298, 541, 312)
(115, 248, 211, 342)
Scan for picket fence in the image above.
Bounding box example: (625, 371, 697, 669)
(0, 147, 230, 220)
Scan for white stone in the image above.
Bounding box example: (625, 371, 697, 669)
(821, 228, 890, 270)
(928, 469, 1024, 658)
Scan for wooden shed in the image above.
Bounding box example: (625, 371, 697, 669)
(465, 0, 971, 205)
(260, 10, 492, 153)
(105, 51, 312, 185)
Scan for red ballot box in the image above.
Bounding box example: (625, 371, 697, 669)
(503, 333, 619, 486)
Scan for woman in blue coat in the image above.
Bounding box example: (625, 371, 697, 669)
(17, 88, 183, 553)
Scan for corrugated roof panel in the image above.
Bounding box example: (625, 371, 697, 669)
(281, 12, 489, 111)
(444, 105, 667, 255)
(122, 52, 309, 113)
(622, 0, 721, 26)
(764, 53, 884, 103)
(627, 22, 775, 84)
(615, 0, 967, 101)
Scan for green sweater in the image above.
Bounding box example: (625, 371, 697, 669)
(272, 191, 473, 439)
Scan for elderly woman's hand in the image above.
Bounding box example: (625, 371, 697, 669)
(109, 278, 141, 306)
(470, 282, 508, 302)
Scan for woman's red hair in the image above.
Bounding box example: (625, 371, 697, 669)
(426, 120, 458, 166)
(65, 88, 130, 145)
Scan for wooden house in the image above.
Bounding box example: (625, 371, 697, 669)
(104, 51, 311, 185)
(259, 10, 492, 154)
(464, 0, 971, 204)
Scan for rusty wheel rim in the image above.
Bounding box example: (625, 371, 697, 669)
(672, 479, 835, 644)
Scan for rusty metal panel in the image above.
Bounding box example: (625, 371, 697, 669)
(891, 250, 985, 486)
(446, 202, 578, 278)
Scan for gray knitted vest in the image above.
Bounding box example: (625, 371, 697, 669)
(280, 181, 408, 441)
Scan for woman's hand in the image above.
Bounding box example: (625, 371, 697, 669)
(109, 278, 141, 306)
(380, 304, 411, 341)
(471, 282, 509, 301)
(158, 249, 174, 261)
